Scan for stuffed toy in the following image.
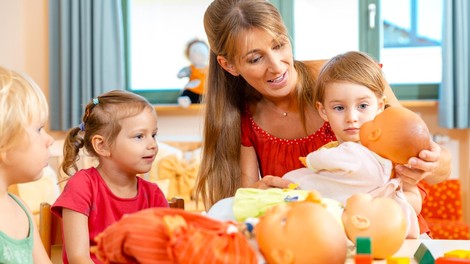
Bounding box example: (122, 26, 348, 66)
(91, 207, 258, 264)
(177, 39, 209, 108)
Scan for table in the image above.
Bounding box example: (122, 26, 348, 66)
(345, 239, 470, 263)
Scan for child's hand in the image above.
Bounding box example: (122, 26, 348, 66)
(299, 157, 307, 167)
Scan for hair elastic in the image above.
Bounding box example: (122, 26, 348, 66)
(93, 98, 99, 105)
(79, 122, 85, 131)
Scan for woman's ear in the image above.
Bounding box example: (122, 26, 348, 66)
(316, 102, 329, 122)
(92, 135, 110, 157)
(217, 55, 239, 76)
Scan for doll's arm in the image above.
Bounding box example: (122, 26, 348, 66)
(402, 183, 422, 215)
(305, 142, 363, 172)
(177, 66, 191, 78)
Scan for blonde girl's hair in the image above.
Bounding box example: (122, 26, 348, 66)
(195, 0, 316, 209)
(314, 51, 387, 107)
(0, 66, 49, 157)
(60, 90, 155, 176)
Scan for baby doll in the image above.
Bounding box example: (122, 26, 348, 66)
(283, 106, 431, 238)
(177, 39, 209, 108)
(342, 193, 408, 259)
(255, 198, 348, 264)
(253, 191, 408, 262)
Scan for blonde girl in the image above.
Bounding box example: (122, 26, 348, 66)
(52, 90, 168, 264)
(0, 66, 54, 263)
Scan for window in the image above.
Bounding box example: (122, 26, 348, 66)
(127, 0, 212, 104)
(380, 0, 442, 85)
(292, 0, 443, 100)
(293, 0, 359, 60)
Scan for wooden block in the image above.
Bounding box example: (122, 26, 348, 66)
(444, 250, 470, 259)
(356, 237, 372, 254)
(414, 243, 435, 264)
(355, 254, 373, 264)
(436, 257, 470, 264)
(387, 256, 411, 264)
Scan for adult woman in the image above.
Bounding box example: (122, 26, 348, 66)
(195, 0, 451, 209)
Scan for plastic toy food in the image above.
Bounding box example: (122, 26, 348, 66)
(341, 193, 407, 259)
(360, 106, 431, 164)
(255, 199, 348, 264)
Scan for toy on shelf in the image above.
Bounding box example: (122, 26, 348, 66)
(177, 39, 209, 108)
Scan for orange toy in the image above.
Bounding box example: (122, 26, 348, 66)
(342, 193, 407, 259)
(360, 106, 431, 165)
(92, 208, 257, 264)
(255, 195, 348, 264)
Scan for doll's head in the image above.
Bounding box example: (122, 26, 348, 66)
(255, 199, 348, 264)
(185, 39, 209, 69)
(359, 106, 431, 164)
(341, 193, 407, 259)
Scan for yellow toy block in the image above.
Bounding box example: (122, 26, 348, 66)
(387, 256, 411, 264)
(444, 250, 470, 259)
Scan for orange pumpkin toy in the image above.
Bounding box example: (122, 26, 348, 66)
(255, 193, 348, 264)
(360, 106, 431, 165)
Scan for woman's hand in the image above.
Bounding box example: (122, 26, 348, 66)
(252, 175, 293, 189)
(395, 141, 451, 185)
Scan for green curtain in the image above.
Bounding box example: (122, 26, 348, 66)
(49, 0, 126, 130)
(439, 0, 470, 128)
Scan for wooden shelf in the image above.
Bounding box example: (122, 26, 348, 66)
(399, 100, 438, 108)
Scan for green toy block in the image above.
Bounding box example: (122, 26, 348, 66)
(356, 237, 372, 254)
(414, 243, 435, 264)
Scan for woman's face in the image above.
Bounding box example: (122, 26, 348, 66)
(218, 28, 297, 99)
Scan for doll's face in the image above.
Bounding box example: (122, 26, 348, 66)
(360, 106, 431, 164)
(188, 42, 209, 67)
(255, 201, 347, 264)
(341, 193, 407, 259)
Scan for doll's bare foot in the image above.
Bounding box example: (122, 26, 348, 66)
(178, 96, 191, 108)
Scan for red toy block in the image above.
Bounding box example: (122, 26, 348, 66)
(355, 254, 373, 264)
(436, 257, 470, 263)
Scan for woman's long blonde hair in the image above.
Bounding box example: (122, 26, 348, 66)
(194, 0, 315, 209)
